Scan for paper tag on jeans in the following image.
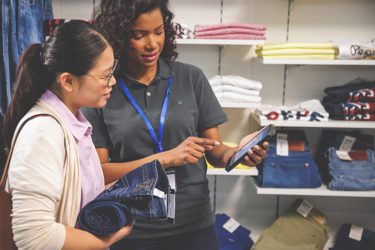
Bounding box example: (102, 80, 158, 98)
(167, 172, 176, 191)
(349, 225, 363, 241)
(339, 136, 356, 152)
(153, 188, 166, 199)
(336, 150, 353, 161)
(277, 134, 289, 156)
(296, 199, 314, 218)
(223, 218, 240, 233)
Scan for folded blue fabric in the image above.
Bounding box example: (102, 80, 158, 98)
(77, 160, 170, 235)
(330, 224, 375, 250)
(215, 213, 254, 250)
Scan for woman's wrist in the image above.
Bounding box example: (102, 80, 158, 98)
(158, 151, 172, 169)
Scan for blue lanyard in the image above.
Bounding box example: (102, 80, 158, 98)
(118, 77, 172, 153)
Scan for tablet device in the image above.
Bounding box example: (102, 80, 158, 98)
(225, 124, 276, 172)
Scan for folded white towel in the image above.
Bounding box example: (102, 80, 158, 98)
(215, 92, 261, 103)
(212, 85, 260, 96)
(209, 75, 263, 90)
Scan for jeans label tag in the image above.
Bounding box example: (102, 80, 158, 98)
(153, 188, 166, 199)
(167, 172, 176, 191)
(223, 218, 240, 233)
(339, 136, 356, 152)
(297, 199, 314, 218)
(349, 225, 363, 241)
(167, 191, 176, 223)
(277, 134, 289, 156)
(336, 150, 353, 161)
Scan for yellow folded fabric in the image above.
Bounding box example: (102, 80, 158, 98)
(258, 48, 337, 56)
(260, 54, 336, 59)
(206, 142, 255, 170)
(257, 43, 334, 51)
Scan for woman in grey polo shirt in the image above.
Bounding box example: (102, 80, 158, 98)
(83, 0, 269, 249)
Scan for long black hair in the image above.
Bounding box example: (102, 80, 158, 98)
(93, 0, 178, 60)
(3, 20, 110, 148)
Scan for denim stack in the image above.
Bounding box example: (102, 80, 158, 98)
(215, 214, 254, 250)
(316, 130, 375, 191)
(330, 224, 375, 250)
(1, 0, 53, 115)
(323, 78, 375, 121)
(257, 130, 321, 188)
(77, 160, 171, 236)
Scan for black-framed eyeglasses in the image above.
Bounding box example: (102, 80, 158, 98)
(86, 59, 119, 88)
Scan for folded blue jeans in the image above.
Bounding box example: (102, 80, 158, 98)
(77, 160, 170, 236)
(258, 131, 321, 188)
(330, 224, 375, 250)
(328, 148, 375, 191)
(215, 214, 254, 250)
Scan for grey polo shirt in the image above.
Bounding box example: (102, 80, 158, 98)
(82, 58, 228, 238)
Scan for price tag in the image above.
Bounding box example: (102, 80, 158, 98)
(336, 150, 353, 161)
(223, 218, 240, 233)
(349, 225, 363, 241)
(297, 199, 314, 218)
(339, 136, 356, 152)
(277, 133, 289, 156)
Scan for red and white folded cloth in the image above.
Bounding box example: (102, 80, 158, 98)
(194, 23, 266, 40)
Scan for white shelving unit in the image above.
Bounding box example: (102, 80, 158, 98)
(260, 58, 375, 66)
(251, 113, 375, 129)
(176, 39, 264, 46)
(207, 168, 258, 176)
(251, 179, 375, 198)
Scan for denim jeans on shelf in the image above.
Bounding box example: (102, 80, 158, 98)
(315, 130, 374, 183)
(77, 160, 170, 236)
(330, 224, 375, 250)
(215, 214, 254, 250)
(257, 131, 321, 188)
(327, 148, 375, 191)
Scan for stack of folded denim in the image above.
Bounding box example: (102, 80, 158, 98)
(323, 78, 375, 121)
(257, 131, 322, 188)
(253, 199, 329, 250)
(331, 224, 375, 250)
(194, 23, 266, 40)
(315, 130, 375, 190)
(256, 99, 329, 122)
(77, 160, 171, 236)
(256, 43, 337, 59)
(209, 75, 262, 105)
(215, 214, 254, 250)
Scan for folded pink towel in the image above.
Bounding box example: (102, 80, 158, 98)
(195, 23, 266, 32)
(195, 28, 265, 36)
(194, 34, 266, 40)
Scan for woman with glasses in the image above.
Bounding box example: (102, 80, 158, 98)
(83, 1, 269, 249)
(2, 20, 132, 249)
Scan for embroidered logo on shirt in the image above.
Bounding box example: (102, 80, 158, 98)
(178, 100, 183, 105)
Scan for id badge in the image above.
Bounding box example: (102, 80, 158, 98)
(166, 169, 176, 223)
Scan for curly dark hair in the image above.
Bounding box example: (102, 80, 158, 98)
(93, 0, 178, 61)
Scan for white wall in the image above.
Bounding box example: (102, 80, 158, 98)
(52, 0, 375, 248)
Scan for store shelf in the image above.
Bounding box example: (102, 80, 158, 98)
(251, 179, 375, 198)
(176, 39, 264, 46)
(260, 58, 375, 66)
(220, 102, 261, 109)
(207, 167, 258, 176)
(252, 113, 375, 129)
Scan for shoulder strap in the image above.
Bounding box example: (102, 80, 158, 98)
(0, 114, 55, 189)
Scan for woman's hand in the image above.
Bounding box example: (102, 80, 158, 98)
(160, 137, 220, 168)
(101, 222, 133, 247)
(236, 132, 270, 167)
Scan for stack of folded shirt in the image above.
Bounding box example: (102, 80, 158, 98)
(316, 130, 375, 191)
(337, 43, 375, 60)
(256, 99, 329, 122)
(256, 43, 337, 59)
(253, 199, 329, 250)
(209, 75, 262, 105)
(323, 78, 375, 121)
(194, 23, 266, 40)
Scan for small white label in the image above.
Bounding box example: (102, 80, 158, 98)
(277, 133, 289, 156)
(339, 136, 356, 152)
(349, 225, 363, 242)
(223, 218, 240, 233)
(336, 150, 353, 161)
(153, 188, 166, 199)
(297, 199, 314, 218)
